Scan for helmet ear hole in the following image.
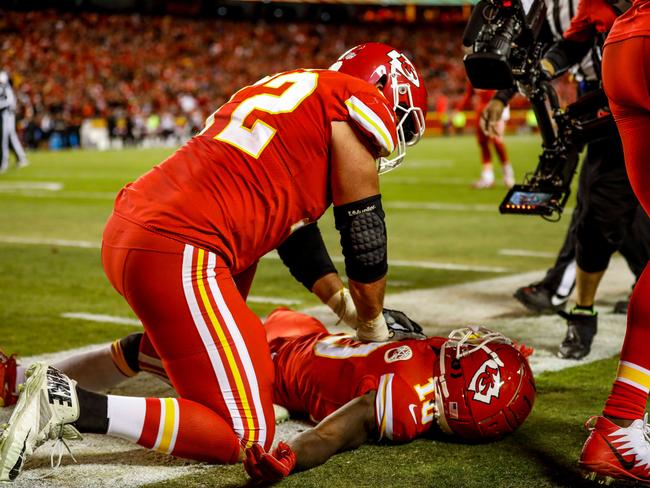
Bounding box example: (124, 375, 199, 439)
(375, 74, 388, 91)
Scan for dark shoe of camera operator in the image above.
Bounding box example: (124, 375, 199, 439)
(557, 309, 597, 360)
(514, 283, 569, 314)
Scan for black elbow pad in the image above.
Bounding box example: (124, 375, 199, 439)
(334, 194, 387, 284)
(277, 223, 337, 290)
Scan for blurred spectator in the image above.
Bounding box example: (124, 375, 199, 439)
(0, 10, 555, 149)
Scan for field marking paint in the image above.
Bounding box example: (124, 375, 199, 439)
(0, 181, 63, 191)
(385, 201, 497, 213)
(61, 312, 142, 326)
(262, 250, 508, 273)
(0, 236, 101, 249)
(247, 296, 302, 305)
(0, 236, 508, 274)
(399, 159, 454, 168)
(499, 249, 555, 258)
(3, 190, 116, 200)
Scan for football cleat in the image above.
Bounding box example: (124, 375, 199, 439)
(0, 349, 17, 407)
(514, 283, 568, 314)
(0, 363, 81, 481)
(472, 177, 495, 189)
(557, 309, 598, 360)
(580, 415, 650, 483)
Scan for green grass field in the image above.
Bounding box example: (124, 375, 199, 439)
(1, 136, 631, 487)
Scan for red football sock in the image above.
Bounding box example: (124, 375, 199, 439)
(603, 266, 650, 420)
(494, 139, 509, 163)
(106, 395, 241, 463)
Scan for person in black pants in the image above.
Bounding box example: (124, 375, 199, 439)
(482, 0, 650, 359)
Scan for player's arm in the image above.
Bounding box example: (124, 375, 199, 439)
(244, 391, 376, 482)
(277, 223, 358, 327)
(330, 120, 389, 341)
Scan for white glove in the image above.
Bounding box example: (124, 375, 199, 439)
(326, 288, 358, 329)
(355, 313, 390, 342)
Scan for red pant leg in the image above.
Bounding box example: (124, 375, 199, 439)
(102, 215, 275, 449)
(602, 37, 650, 419)
(476, 121, 492, 164)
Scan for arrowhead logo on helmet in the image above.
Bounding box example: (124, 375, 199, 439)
(468, 359, 505, 404)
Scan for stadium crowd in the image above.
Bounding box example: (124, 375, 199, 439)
(0, 10, 475, 149)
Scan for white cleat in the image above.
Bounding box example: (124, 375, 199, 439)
(0, 363, 81, 481)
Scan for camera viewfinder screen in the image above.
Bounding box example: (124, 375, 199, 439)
(508, 191, 553, 206)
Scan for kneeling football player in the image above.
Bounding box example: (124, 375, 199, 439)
(0, 309, 535, 481)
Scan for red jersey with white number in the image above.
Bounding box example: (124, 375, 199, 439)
(113, 69, 397, 273)
(270, 322, 445, 443)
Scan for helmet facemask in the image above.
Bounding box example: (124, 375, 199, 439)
(377, 74, 426, 175)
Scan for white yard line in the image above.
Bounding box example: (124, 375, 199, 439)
(0, 236, 509, 274)
(398, 159, 454, 168)
(61, 312, 142, 327)
(499, 248, 556, 258)
(262, 250, 508, 273)
(4, 191, 116, 199)
(385, 201, 497, 212)
(0, 236, 101, 248)
(0, 181, 63, 191)
(246, 296, 302, 305)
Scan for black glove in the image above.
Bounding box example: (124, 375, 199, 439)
(383, 309, 426, 340)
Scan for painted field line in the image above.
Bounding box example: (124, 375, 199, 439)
(385, 176, 472, 186)
(0, 181, 63, 191)
(4, 190, 115, 200)
(262, 251, 509, 273)
(62, 312, 142, 326)
(400, 159, 454, 168)
(499, 249, 555, 258)
(2, 236, 509, 273)
(247, 296, 302, 305)
(0, 236, 101, 248)
(385, 201, 496, 213)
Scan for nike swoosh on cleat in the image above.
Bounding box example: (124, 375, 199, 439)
(8, 429, 30, 481)
(603, 436, 636, 471)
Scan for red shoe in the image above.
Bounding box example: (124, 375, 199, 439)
(0, 349, 17, 407)
(579, 415, 650, 484)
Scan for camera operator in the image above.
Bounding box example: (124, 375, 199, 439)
(481, 0, 650, 360)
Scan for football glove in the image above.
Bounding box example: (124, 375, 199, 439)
(244, 442, 297, 483)
(383, 309, 426, 340)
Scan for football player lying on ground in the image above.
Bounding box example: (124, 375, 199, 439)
(0, 309, 535, 481)
(0, 42, 430, 481)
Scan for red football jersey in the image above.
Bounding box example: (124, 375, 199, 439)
(606, 0, 650, 44)
(113, 69, 397, 274)
(272, 330, 446, 443)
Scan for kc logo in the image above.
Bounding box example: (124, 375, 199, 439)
(468, 358, 505, 404)
(387, 50, 420, 88)
(384, 345, 413, 363)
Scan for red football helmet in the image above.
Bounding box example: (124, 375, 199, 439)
(329, 43, 428, 174)
(432, 327, 536, 441)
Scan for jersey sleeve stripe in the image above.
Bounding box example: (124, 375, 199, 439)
(375, 373, 395, 441)
(345, 96, 395, 156)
